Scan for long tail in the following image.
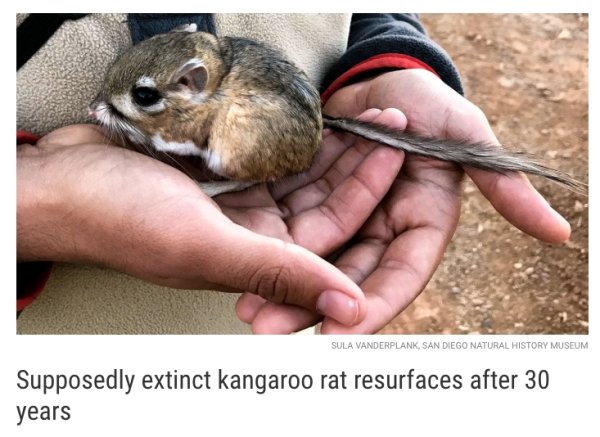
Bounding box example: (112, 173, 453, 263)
(323, 115, 586, 194)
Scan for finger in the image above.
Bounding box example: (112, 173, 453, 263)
(216, 183, 276, 208)
(333, 237, 388, 284)
(322, 226, 448, 334)
(280, 108, 407, 215)
(270, 108, 398, 200)
(322, 81, 371, 119)
(279, 110, 407, 255)
(37, 124, 110, 148)
(251, 302, 322, 335)
(466, 168, 571, 243)
(204, 219, 366, 327)
(268, 134, 353, 200)
(235, 293, 266, 324)
(288, 146, 404, 255)
(237, 292, 323, 334)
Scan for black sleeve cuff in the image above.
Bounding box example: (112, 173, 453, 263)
(322, 14, 463, 96)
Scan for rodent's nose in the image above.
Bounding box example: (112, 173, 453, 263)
(88, 95, 105, 119)
(88, 99, 106, 120)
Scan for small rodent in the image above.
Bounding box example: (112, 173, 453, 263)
(90, 25, 585, 197)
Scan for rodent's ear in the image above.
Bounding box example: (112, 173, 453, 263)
(172, 59, 208, 94)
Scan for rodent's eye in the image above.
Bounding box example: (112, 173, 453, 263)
(132, 87, 161, 107)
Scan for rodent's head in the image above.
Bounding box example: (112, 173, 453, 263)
(90, 30, 227, 147)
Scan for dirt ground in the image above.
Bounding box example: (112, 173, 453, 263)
(381, 14, 589, 335)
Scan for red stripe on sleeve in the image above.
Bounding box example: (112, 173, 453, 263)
(321, 53, 440, 103)
(17, 262, 53, 312)
(17, 131, 40, 145)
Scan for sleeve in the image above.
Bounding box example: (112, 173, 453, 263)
(17, 131, 53, 314)
(321, 13, 463, 102)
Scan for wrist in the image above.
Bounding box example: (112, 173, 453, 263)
(18, 146, 45, 260)
(17, 146, 77, 262)
(321, 53, 440, 104)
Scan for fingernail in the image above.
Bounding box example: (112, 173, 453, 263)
(317, 290, 359, 326)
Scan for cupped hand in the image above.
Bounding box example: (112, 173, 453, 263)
(17, 123, 398, 326)
(237, 68, 571, 334)
(219, 109, 406, 333)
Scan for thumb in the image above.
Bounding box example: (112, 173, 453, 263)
(443, 111, 572, 244)
(204, 221, 366, 327)
(466, 168, 571, 243)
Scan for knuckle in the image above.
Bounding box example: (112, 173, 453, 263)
(249, 264, 292, 304)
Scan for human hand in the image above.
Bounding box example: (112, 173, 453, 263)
(217, 109, 405, 332)
(327, 69, 571, 243)
(236, 69, 571, 334)
(17, 124, 398, 326)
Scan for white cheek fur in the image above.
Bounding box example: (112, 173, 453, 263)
(92, 102, 111, 125)
(151, 135, 225, 175)
(92, 101, 147, 145)
(151, 134, 202, 156)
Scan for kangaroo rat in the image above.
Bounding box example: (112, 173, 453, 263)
(90, 26, 585, 196)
